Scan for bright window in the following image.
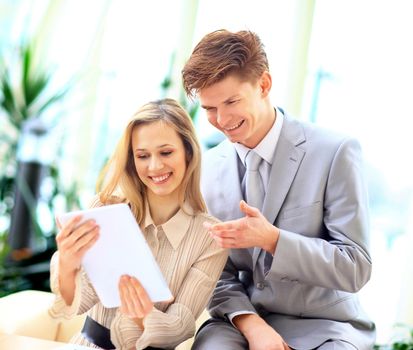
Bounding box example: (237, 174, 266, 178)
(301, 0, 413, 342)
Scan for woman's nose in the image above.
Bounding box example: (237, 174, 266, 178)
(148, 156, 163, 171)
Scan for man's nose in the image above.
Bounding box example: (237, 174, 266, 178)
(216, 109, 229, 126)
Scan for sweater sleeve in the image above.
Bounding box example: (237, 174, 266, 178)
(48, 251, 99, 319)
(48, 196, 107, 319)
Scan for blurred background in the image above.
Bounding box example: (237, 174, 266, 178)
(0, 0, 412, 346)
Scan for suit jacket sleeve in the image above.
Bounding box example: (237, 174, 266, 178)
(208, 256, 258, 319)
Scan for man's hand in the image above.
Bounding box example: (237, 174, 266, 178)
(205, 200, 280, 254)
(234, 314, 290, 350)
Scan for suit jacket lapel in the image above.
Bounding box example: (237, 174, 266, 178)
(253, 115, 306, 270)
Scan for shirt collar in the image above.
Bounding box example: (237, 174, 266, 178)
(235, 107, 284, 165)
(143, 201, 194, 250)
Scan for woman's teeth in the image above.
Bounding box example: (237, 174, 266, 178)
(152, 173, 171, 183)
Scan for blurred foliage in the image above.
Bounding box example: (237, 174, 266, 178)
(0, 41, 79, 296)
(159, 52, 200, 121)
(375, 324, 413, 350)
(0, 42, 72, 226)
(0, 43, 70, 128)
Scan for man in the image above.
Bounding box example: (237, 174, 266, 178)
(182, 29, 375, 350)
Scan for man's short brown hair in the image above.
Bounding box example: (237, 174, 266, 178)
(182, 29, 269, 98)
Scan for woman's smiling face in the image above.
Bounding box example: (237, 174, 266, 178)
(132, 121, 186, 200)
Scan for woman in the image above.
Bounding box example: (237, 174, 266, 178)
(49, 99, 228, 350)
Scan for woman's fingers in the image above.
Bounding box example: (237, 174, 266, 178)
(119, 276, 134, 316)
(130, 277, 153, 315)
(119, 276, 131, 315)
(56, 217, 100, 273)
(126, 278, 145, 318)
(66, 220, 97, 246)
(57, 219, 97, 251)
(75, 226, 99, 254)
(119, 276, 153, 318)
(57, 215, 82, 240)
(55, 216, 62, 230)
(119, 276, 144, 317)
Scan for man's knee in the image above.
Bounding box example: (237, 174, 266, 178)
(192, 318, 248, 350)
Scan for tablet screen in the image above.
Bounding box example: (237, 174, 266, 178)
(58, 203, 173, 308)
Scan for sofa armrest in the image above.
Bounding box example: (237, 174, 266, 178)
(176, 309, 210, 350)
(0, 290, 59, 341)
(55, 313, 86, 343)
(0, 289, 86, 343)
(0, 290, 209, 347)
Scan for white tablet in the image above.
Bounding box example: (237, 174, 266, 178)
(58, 203, 173, 308)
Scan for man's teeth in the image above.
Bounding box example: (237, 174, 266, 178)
(152, 173, 171, 183)
(225, 120, 243, 131)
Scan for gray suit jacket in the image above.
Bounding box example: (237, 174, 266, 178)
(201, 112, 375, 349)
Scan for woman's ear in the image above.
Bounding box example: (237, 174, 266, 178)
(259, 71, 272, 97)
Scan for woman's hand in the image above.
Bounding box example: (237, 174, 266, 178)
(119, 275, 153, 326)
(56, 215, 100, 275)
(54, 215, 99, 306)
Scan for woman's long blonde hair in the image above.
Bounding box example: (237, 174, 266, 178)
(96, 98, 206, 224)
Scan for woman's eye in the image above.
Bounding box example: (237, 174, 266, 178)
(161, 151, 173, 157)
(137, 154, 149, 159)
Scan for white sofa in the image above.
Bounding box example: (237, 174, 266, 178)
(0, 290, 209, 349)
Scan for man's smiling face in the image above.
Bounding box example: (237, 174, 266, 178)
(198, 73, 271, 148)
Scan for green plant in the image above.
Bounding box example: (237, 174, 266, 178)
(159, 52, 200, 121)
(0, 41, 77, 294)
(1, 42, 70, 127)
(0, 42, 71, 228)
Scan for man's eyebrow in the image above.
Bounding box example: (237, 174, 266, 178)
(224, 94, 240, 102)
(200, 104, 213, 110)
(201, 95, 240, 109)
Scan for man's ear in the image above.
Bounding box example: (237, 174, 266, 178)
(259, 71, 272, 97)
